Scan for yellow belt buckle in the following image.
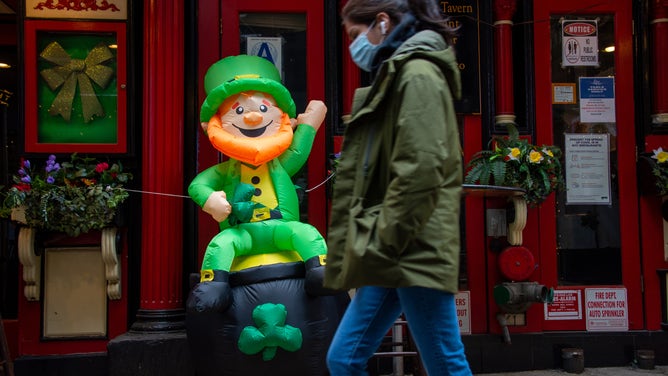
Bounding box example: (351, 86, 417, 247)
(251, 206, 271, 222)
(318, 254, 327, 266)
(200, 269, 214, 282)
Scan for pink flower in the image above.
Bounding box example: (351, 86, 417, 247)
(95, 162, 109, 173)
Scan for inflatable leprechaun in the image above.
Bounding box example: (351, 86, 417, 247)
(186, 55, 348, 376)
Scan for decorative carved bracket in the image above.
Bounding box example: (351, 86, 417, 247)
(17, 227, 40, 301)
(101, 227, 121, 300)
(17, 226, 122, 301)
(507, 196, 527, 246)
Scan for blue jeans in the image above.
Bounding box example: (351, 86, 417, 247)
(327, 286, 472, 376)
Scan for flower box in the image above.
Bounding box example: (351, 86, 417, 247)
(2, 153, 131, 237)
(464, 124, 564, 207)
(637, 148, 668, 196)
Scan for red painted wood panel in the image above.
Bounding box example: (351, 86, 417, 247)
(139, 0, 184, 310)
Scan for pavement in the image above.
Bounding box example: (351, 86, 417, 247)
(477, 365, 668, 375)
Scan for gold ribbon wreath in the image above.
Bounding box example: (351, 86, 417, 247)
(39, 41, 115, 123)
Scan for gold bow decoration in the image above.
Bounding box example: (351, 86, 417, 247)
(39, 41, 115, 123)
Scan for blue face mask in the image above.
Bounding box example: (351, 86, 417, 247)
(348, 21, 382, 72)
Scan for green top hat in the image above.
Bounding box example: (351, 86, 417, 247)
(200, 55, 296, 122)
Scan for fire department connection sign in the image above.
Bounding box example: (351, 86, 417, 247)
(562, 20, 599, 67)
(585, 288, 628, 332)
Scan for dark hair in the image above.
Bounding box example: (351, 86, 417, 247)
(341, 0, 457, 45)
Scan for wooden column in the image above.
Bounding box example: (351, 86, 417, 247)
(651, 0, 668, 124)
(132, 0, 185, 331)
(493, 0, 517, 126)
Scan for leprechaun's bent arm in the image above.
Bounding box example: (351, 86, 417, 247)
(278, 124, 316, 176)
(188, 163, 230, 206)
(188, 161, 241, 224)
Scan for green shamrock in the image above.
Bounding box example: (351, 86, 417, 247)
(238, 303, 303, 361)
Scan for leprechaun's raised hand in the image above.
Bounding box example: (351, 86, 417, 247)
(296, 100, 327, 132)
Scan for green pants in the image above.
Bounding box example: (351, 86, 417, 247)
(201, 219, 326, 272)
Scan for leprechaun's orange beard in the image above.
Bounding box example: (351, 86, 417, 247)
(206, 112, 293, 166)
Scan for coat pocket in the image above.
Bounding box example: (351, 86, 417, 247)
(344, 199, 386, 266)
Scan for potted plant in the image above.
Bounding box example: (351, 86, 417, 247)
(464, 124, 565, 207)
(1, 153, 132, 237)
(637, 147, 668, 196)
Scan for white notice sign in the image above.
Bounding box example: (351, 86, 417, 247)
(565, 133, 611, 205)
(579, 77, 616, 123)
(455, 291, 471, 335)
(585, 288, 628, 332)
(246, 37, 283, 79)
(562, 20, 599, 67)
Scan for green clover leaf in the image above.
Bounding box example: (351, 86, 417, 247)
(238, 303, 303, 361)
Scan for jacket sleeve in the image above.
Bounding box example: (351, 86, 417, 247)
(377, 58, 459, 255)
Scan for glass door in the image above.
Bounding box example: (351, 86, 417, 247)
(196, 0, 327, 241)
(534, 1, 642, 330)
(220, 0, 327, 234)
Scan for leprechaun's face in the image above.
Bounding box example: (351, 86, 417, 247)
(219, 91, 284, 138)
(205, 90, 294, 166)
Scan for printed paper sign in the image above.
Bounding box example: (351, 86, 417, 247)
(565, 133, 611, 205)
(545, 290, 582, 320)
(579, 77, 616, 123)
(562, 20, 599, 67)
(456, 291, 471, 335)
(552, 83, 577, 104)
(246, 37, 283, 80)
(585, 288, 628, 331)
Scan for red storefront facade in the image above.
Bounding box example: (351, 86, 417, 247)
(1, 1, 667, 375)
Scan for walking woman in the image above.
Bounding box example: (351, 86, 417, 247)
(324, 0, 472, 375)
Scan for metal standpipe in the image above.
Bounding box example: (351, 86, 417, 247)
(493, 282, 555, 344)
(493, 281, 555, 313)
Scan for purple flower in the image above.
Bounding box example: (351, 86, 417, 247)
(21, 175, 31, 183)
(46, 165, 56, 172)
(46, 176, 55, 184)
(18, 168, 26, 176)
(45, 160, 61, 173)
(48, 154, 56, 161)
(22, 160, 30, 169)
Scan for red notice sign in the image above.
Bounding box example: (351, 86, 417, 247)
(545, 289, 582, 320)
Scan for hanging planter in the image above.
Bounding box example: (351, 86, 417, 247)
(464, 124, 565, 207)
(637, 148, 668, 196)
(1, 153, 132, 237)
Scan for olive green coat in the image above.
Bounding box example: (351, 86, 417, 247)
(324, 30, 463, 293)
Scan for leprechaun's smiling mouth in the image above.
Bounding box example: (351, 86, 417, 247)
(233, 120, 273, 138)
(232, 120, 274, 138)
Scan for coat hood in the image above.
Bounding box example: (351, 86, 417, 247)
(390, 30, 462, 101)
(349, 30, 461, 125)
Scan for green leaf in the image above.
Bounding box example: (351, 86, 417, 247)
(490, 160, 507, 186)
